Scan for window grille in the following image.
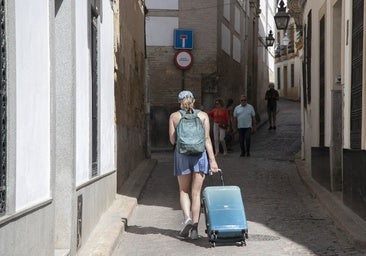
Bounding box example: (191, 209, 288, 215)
(319, 16, 325, 147)
(291, 64, 294, 87)
(306, 11, 312, 104)
(91, 7, 99, 177)
(0, 0, 7, 216)
(350, 0, 363, 149)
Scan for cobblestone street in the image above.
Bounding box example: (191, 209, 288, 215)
(112, 99, 366, 256)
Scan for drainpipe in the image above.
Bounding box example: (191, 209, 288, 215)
(143, 3, 151, 158)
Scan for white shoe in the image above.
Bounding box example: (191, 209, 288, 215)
(178, 218, 192, 238)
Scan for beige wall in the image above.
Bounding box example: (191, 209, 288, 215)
(114, 0, 147, 188)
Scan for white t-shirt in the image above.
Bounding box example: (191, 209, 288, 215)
(233, 103, 255, 128)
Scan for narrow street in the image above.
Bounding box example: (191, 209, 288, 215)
(112, 99, 366, 256)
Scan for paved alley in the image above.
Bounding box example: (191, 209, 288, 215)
(112, 99, 366, 256)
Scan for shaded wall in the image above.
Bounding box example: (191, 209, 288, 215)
(115, 0, 147, 189)
(311, 147, 330, 191)
(343, 149, 366, 221)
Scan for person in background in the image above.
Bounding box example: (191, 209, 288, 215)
(265, 82, 279, 130)
(208, 98, 230, 156)
(169, 90, 219, 240)
(233, 95, 256, 157)
(225, 98, 235, 152)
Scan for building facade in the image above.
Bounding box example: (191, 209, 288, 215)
(145, 0, 272, 149)
(114, 0, 149, 190)
(257, 0, 277, 116)
(0, 0, 117, 255)
(290, 0, 366, 222)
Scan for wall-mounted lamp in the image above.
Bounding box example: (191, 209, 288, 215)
(274, 0, 290, 30)
(282, 33, 290, 46)
(265, 30, 275, 47)
(260, 30, 275, 48)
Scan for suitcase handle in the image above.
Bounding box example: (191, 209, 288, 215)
(209, 169, 224, 186)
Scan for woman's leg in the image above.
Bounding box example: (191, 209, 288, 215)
(213, 123, 219, 155)
(219, 127, 227, 154)
(177, 174, 192, 220)
(177, 173, 193, 237)
(191, 172, 205, 224)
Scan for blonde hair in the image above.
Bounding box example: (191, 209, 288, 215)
(180, 97, 195, 113)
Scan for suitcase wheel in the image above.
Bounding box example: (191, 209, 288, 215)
(210, 231, 218, 240)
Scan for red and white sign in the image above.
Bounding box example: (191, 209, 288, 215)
(174, 50, 193, 70)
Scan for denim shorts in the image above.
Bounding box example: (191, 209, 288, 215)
(174, 149, 209, 176)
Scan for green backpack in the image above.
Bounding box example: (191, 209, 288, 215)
(176, 109, 206, 155)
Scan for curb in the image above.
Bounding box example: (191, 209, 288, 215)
(78, 158, 158, 256)
(295, 158, 366, 249)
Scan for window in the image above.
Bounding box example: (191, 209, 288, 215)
(288, 24, 295, 54)
(277, 67, 281, 90)
(350, 0, 363, 149)
(306, 11, 312, 104)
(91, 5, 99, 177)
(319, 16, 325, 147)
(302, 24, 307, 109)
(291, 64, 295, 87)
(0, 0, 6, 216)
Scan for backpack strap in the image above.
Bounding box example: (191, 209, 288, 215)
(179, 110, 186, 118)
(193, 109, 200, 116)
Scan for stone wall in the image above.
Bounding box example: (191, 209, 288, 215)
(114, 0, 147, 189)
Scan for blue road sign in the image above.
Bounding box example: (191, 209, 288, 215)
(174, 29, 193, 49)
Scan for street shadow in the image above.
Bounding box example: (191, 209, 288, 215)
(125, 225, 210, 248)
(126, 99, 365, 255)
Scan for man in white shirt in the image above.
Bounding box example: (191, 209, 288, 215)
(233, 95, 256, 157)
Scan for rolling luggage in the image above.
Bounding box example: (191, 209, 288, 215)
(202, 170, 248, 247)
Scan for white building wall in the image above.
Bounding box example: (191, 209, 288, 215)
(75, 0, 115, 185)
(99, 0, 115, 174)
(146, 17, 179, 46)
(233, 35, 241, 62)
(145, 0, 178, 10)
(223, 0, 230, 21)
(15, 0, 51, 210)
(221, 23, 231, 55)
(75, 0, 91, 185)
(343, 1, 352, 149)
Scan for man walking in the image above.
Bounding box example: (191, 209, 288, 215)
(265, 82, 279, 130)
(233, 95, 256, 157)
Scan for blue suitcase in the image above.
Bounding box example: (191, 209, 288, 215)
(202, 170, 248, 247)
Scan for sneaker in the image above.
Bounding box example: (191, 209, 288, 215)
(273, 126, 276, 130)
(247, 152, 250, 157)
(190, 228, 199, 240)
(268, 126, 273, 130)
(240, 151, 246, 157)
(178, 218, 193, 238)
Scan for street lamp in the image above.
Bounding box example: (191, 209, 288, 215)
(282, 33, 290, 46)
(274, 0, 290, 30)
(265, 30, 275, 47)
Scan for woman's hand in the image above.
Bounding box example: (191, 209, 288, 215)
(210, 159, 219, 173)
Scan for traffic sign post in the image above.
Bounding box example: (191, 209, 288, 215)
(174, 29, 193, 49)
(174, 50, 193, 90)
(173, 29, 193, 90)
(174, 50, 193, 70)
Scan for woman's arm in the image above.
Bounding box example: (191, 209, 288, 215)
(200, 112, 219, 172)
(169, 112, 178, 145)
